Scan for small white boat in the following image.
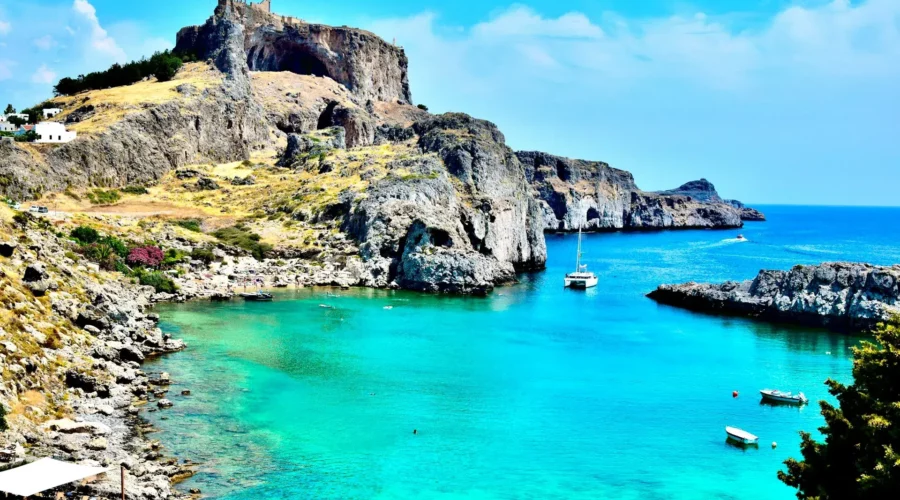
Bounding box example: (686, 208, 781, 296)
(760, 389, 808, 405)
(725, 426, 759, 445)
(736, 234, 745, 240)
(240, 291, 273, 302)
(564, 228, 598, 289)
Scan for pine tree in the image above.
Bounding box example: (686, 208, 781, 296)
(3, 104, 14, 115)
(779, 318, 900, 499)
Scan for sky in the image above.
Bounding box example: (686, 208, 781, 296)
(0, 0, 897, 206)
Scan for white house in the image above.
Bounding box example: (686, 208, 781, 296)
(42, 108, 62, 119)
(0, 115, 6, 123)
(0, 122, 16, 133)
(35, 122, 76, 143)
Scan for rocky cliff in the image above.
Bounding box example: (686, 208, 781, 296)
(342, 113, 546, 293)
(657, 179, 766, 222)
(518, 152, 752, 231)
(647, 262, 900, 331)
(0, 58, 267, 201)
(176, 0, 411, 105)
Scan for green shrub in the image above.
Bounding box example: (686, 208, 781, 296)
(122, 186, 149, 195)
(174, 219, 202, 232)
(0, 405, 7, 432)
(70, 225, 100, 244)
(86, 189, 121, 205)
(63, 189, 81, 201)
(135, 270, 177, 293)
(99, 236, 128, 257)
(190, 247, 216, 264)
(213, 225, 272, 260)
(162, 248, 188, 268)
(417, 104, 429, 111)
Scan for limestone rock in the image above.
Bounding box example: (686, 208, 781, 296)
(647, 262, 900, 331)
(176, 0, 412, 104)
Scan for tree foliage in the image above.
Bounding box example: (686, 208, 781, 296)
(3, 104, 14, 114)
(779, 318, 900, 499)
(53, 50, 195, 96)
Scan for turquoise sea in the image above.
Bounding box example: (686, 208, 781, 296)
(148, 206, 900, 499)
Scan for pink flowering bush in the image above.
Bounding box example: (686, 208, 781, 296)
(126, 245, 164, 268)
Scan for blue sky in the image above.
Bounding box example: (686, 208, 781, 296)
(0, 0, 898, 206)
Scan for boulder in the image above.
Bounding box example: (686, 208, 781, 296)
(0, 241, 17, 258)
(196, 177, 220, 190)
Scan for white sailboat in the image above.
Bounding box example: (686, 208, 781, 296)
(564, 228, 598, 289)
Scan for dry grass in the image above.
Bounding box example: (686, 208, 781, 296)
(49, 63, 222, 135)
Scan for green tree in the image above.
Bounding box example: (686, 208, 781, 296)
(7, 115, 26, 127)
(779, 318, 900, 499)
(3, 104, 14, 114)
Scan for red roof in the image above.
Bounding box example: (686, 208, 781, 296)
(21, 125, 34, 131)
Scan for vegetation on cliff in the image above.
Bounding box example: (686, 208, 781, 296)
(53, 50, 196, 96)
(779, 318, 900, 499)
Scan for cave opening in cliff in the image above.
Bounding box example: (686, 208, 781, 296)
(317, 101, 338, 129)
(586, 207, 601, 223)
(247, 42, 333, 80)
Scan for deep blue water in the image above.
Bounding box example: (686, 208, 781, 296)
(148, 205, 900, 499)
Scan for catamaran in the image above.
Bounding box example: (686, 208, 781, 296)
(564, 228, 598, 289)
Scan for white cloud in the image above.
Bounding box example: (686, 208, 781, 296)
(371, 0, 900, 91)
(472, 7, 604, 39)
(0, 19, 10, 36)
(72, 0, 126, 61)
(31, 64, 57, 85)
(34, 35, 56, 50)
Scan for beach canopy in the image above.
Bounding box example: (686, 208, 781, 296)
(0, 458, 109, 497)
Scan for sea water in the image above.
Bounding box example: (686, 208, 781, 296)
(148, 206, 900, 499)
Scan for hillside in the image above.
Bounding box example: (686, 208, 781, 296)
(0, 0, 763, 294)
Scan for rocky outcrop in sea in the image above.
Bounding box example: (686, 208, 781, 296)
(519, 152, 760, 231)
(647, 262, 900, 331)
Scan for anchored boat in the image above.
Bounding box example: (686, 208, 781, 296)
(564, 228, 598, 289)
(760, 389, 808, 405)
(241, 291, 273, 302)
(725, 426, 759, 445)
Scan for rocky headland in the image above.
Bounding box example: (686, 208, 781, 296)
(518, 153, 763, 232)
(647, 262, 900, 331)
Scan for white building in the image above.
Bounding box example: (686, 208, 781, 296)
(35, 122, 77, 143)
(42, 108, 62, 119)
(0, 122, 16, 133)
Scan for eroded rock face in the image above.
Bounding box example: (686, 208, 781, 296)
(647, 262, 900, 331)
(177, 0, 412, 105)
(519, 153, 748, 231)
(344, 113, 548, 294)
(657, 179, 766, 222)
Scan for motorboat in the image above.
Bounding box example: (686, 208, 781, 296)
(760, 389, 808, 405)
(564, 228, 598, 289)
(725, 426, 759, 445)
(736, 234, 745, 240)
(241, 291, 273, 302)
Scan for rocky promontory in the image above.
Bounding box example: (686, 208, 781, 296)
(519, 152, 760, 231)
(647, 262, 900, 331)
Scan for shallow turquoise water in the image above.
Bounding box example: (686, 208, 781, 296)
(148, 206, 900, 499)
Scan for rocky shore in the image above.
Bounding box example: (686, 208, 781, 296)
(0, 215, 191, 498)
(647, 262, 900, 331)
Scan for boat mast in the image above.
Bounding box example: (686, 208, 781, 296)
(575, 227, 583, 272)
